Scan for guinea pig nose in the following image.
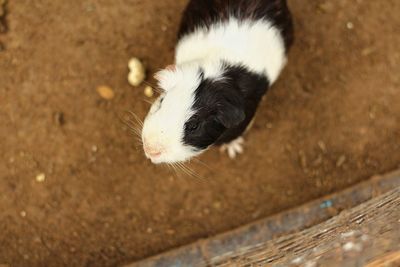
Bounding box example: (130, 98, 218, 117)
(148, 151, 162, 157)
(144, 143, 163, 158)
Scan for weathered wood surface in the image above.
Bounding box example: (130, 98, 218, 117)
(125, 170, 400, 267)
(216, 188, 400, 267)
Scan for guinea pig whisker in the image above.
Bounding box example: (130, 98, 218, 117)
(142, 98, 153, 105)
(118, 111, 144, 134)
(125, 110, 144, 127)
(121, 119, 144, 148)
(128, 121, 143, 135)
(175, 162, 206, 182)
(167, 163, 181, 179)
(193, 158, 214, 172)
(176, 164, 192, 179)
(123, 121, 142, 138)
(143, 81, 163, 95)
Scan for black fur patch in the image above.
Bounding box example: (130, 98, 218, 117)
(183, 63, 269, 150)
(178, 0, 294, 51)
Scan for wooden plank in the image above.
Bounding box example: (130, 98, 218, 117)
(365, 251, 400, 267)
(216, 189, 400, 266)
(124, 169, 400, 267)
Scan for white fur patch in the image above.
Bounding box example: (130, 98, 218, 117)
(176, 18, 287, 84)
(142, 64, 203, 163)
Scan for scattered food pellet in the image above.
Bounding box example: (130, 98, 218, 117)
(96, 85, 115, 100)
(361, 47, 376, 56)
(128, 57, 146, 86)
(318, 2, 334, 13)
(20, 210, 26, 217)
(213, 201, 222, 210)
(346, 22, 354, 30)
(144, 85, 154, 98)
(146, 227, 153, 234)
(36, 173, 46, 182)
(91, 145, 98, 152)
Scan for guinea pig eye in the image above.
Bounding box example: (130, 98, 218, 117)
(186, 121, 199, 132)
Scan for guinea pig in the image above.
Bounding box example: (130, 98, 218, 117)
(142, 0, 294, 164)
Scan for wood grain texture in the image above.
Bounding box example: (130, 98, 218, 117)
(216, 188, 400, 267)
(125, 169, 400, 267)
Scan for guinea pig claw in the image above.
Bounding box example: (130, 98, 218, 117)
(220, 137, 244, 159)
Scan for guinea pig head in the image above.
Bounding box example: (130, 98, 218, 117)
(141, 64, 245, 164)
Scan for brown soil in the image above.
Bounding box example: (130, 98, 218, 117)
(0, 1, 399, 267)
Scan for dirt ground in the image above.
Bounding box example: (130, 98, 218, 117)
(0, 1, 399, 267)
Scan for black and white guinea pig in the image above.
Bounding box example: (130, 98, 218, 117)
(142, 0, 294, 164)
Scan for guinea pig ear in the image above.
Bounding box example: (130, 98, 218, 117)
(216, 95, 245, 129)
(154, 66, 178, 92)
(165, 64, 176, 71)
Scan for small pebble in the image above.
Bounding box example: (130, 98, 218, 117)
(361, 235, 369, 242)
(299, 151, 307, 169)
(166, 229, 175, 235)
(96, 85, 115, 100)
(318, 141, 327, 153)
(144, 86, 154, 98)
(54, 111, 65, 126)
(20, 211, 26, 217)
(343, 241, 362, 252)
(36, 173, 46, 182)
(336, 155, 347, 167)
(320, 200, 333, 209)
(361, 47, 376, 56)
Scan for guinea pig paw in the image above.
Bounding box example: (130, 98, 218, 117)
(219, 137, 244, 159)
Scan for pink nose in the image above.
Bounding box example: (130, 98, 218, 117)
(144, 143, 163, 158)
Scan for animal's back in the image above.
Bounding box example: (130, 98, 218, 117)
(178, 0, 294, 50)
(176, 0, 293, 84)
